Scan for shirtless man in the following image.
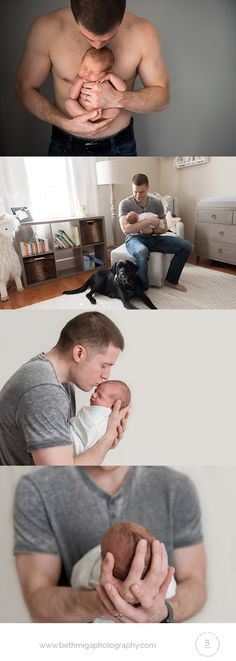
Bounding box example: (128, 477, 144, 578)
(15, 0, 170, 156)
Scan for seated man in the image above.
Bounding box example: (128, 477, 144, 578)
(119, 173, 192, 291)
(14, 466, 207, 623)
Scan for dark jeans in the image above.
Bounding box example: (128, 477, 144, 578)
(126, 234, 192, 290)
(48, 119, 137, 156)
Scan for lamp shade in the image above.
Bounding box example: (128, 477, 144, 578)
(95, 160, 123, 186)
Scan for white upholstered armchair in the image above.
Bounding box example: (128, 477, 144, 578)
(110, 194, 184, 287)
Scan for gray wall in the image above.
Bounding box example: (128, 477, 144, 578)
(1, 0, 236, 155)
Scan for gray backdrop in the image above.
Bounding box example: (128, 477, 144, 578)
(1, 0, 236, 156)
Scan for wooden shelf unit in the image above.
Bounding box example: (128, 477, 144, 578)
(15, 216, 107, 287)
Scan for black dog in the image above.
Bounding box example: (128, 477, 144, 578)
(63, 260, 157, 310)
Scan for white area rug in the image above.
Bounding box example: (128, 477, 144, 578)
(22, 265, 236, 310)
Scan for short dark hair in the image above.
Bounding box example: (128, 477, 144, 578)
(56, 312, 124, 353)
(70, 0, 126, 34)
(132, 173, 149, 187)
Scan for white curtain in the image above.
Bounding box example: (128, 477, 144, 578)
(70, 157, 99, 216)
(0, 157, 99, 219)
(0, 158, 30, 212)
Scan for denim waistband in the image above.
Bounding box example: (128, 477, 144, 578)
(51, 118, 134, 148)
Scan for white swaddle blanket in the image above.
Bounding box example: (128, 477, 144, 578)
(138, 212, 166, 230)
(139, 211, 181, 233)
(70, 406, 111, 455)
(71, 545, 177, 623)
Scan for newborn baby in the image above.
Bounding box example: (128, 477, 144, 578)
(65, 46, 126, 121)
(71, 521, 176, 622)
(127, 211, 167, 234)
(101, 521, 156, 580)
(70, 380, 131, 456)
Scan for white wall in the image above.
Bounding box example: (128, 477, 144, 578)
(0, 466, 235, 623)
(159, 157, 236, 244)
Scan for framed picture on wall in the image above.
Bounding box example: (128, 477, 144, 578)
(11, 206, 33, 223)
(174, 157, 209, 169)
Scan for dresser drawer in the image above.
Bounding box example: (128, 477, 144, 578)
(195, 238, 236, 264)
(196, 208, 233, 224)
(196, 223, 236, 243)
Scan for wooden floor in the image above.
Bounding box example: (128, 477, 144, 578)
(0, 271, 91, 310)
(1, 257, 236, 310)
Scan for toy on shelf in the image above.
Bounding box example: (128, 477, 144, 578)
(0, 212, 24, 301)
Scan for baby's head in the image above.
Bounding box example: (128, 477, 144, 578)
(90, 380, 131, 409)
(101, 521, 156, 580)
(79, 46, 114, 82)
(127, 211, 139, 224)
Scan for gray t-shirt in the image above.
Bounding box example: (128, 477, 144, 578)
(13, 466, 203, 584)
(0, 354, 75, 465)
(118, 195, 166, 237)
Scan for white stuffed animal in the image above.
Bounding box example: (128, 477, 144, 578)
(0, 212, 24, 301)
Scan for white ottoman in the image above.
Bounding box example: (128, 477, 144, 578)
(110, 243, 171, 287)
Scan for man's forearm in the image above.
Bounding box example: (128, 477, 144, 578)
(121, 217, 157, 235)
(73, 435, 111, 466)
(117, 85, 170, 113)
(16, 87, 73, 132)
(27, 586, 101, 623)
(169, 579, 207, 623)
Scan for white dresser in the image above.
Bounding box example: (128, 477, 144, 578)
(195, 197, 236, 265)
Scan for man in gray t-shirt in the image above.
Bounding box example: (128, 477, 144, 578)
(119, 173, 192, 291)
(0, 312, 127, 466)
(14, 466, 206, 623)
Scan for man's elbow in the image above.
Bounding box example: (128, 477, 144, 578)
(15, 77, 27, 105)
(157, 84, 170, 111)
(15, 76, 37, 106)
(119, 221, 128, 236)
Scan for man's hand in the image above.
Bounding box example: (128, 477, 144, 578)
(153, 217, 168, 234)
(97, 540, 175, 622)
(99, 539, 171, 604)
(66, 110, 114, 136)
(80, 81, 121, 110)
(96, 577, 173, 623)
(105, 400, 130, 448)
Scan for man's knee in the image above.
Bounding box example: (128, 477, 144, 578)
(185, 239, 192, 253)
(134, 246, 150, 261)
(181, 239, 192, 255)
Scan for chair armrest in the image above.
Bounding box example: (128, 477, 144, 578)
(176, 220, 184, 238)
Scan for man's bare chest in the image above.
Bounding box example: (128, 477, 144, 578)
(51, 36, 140, 86)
